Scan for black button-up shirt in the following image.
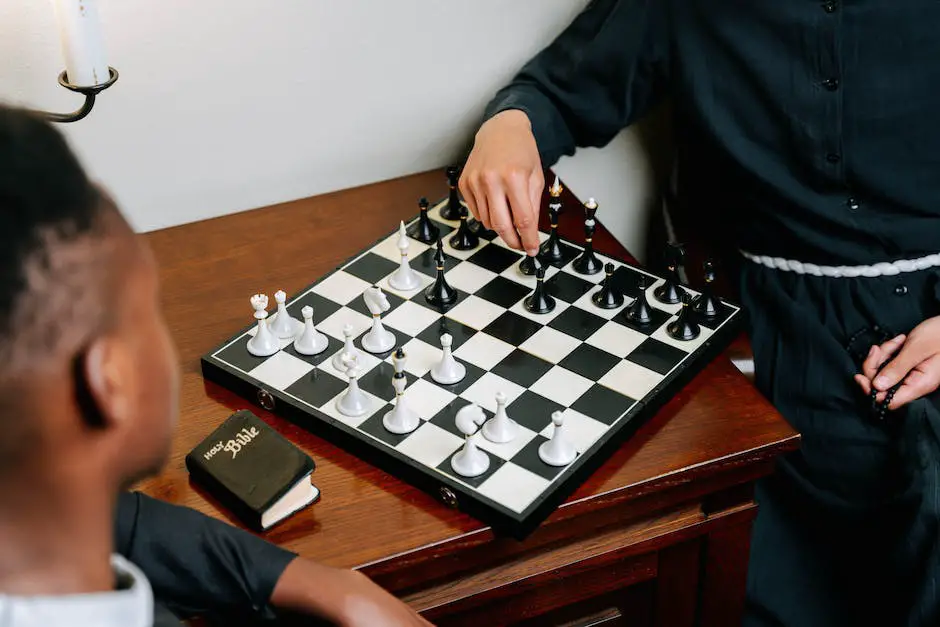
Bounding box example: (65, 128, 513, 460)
(483, 0, 940, 266)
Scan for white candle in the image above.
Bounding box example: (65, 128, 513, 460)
(52, 0, 109, 88)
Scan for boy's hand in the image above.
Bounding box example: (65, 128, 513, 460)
(459, 109, 544, 256)
(854, 316, 940, 410)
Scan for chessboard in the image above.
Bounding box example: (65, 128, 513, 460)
(200, 169, 744, 539)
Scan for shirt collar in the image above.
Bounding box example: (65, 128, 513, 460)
(0, 554, 153, 627)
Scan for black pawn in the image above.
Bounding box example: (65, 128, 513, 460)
(592, 262, 624, 309)
(440, 165, 462, 220)
(449, 204, 479, 250)
(572, 198, 602, 275)
(667, 293, 700, 341)
(654, 243, 685, 304)
(539, 205, 565, 264)
(624, 275, 653, 325)
(692, 260, 720, 320)
(408, 197, 439, 244)
(524, 266, 555, 314)
(424, 240, 458, 308)
(519, 251, 540, 276)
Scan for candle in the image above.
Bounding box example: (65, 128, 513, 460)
(52, 0, 109, 88)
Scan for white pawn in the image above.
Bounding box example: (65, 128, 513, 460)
(331, 323, 363, 372)
(383, 348, 419, 434)
(451, 403, 490, 478)
(361, 286, 396, 353)
(430, 333, 465, 384)
(388, 221, 421, 291)
(293, 305, 329, 355)
(269, 290, 302, 339)
(246, 294, 279, 357)
(336, 355, 370, 417)
(539, 411, 577, 467)
(482, 391, 518, 443)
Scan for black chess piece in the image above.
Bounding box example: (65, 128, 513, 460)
(425, 240, 458, 308)
(692, 259, 721, 320)
(524, 266, 555, 314)
(407, 197, 440, 244)
(449, 204, 479, 250)
(440, 165, 462, 221)
(667, 293, 700, 341)
(624, 274, 653, 325)
(539, 180, 566, 264)
(591, 262, 624, 309)
(653, 242, 686, 304)
(572, 198, 602, 275)
(519, 251, 540, 276)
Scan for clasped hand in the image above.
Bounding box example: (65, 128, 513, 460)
(854, 316, 940, 410)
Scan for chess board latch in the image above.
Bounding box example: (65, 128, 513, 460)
(439, 486, 459, 509)
(257, 389, 276, 411)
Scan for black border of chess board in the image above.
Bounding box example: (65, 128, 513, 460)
(200, 199, 745, 539)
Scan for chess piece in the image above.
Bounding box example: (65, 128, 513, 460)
(572, 198, 602, 275)
(624, 275, 653, 325)
(383, 348, 419, 434)
(692, 260, 721, 320)
(539, 411, 576, 467)
(408, 197, 439, 244)
(361, 286, 396, 353)
(331, 323, 363, 371)
(591, 262, 624, 309)
(388, 221, 421, 291)
(519, 251, 539, 276)
(293, 305, 329, 355)
(449, 203, 479, 250)
(336, 355, 370, 417)
(482, 391, 518, 443)
(539, 176, 565, 264)
(246, 294, 279, 357)
(667, 293, 700, 341)
(424, 240, 458, 308)
(451, 403, 490, 477)
(654, 242, 686, 304)
(523, 266, 555, 314)
(440, 165, 462, 220)
(268, 290, 302, 339)
(430, 333, 465, 384)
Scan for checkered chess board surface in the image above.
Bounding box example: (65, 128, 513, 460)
(202, 198, 742, 535)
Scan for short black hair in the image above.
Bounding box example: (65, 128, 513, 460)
(0, 104, 123, 376)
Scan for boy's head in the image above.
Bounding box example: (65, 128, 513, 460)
(0, 105, 179, 492)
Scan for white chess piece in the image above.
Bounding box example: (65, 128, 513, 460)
(269, 290, 302, 339)
(331, 323, 363, 371)
(361, 286, 396, 353)
(387, 221, 421, 291)
(383, 348, 419, 434)
(336, 355, 370, 417)
(246, 294, 279, 357)
(293, 305, 329, 355)
(430, 333, 465, 384)
(451, 403, 490, 477)
(482, 391, 518, 443)
(539, 411, 577, 466)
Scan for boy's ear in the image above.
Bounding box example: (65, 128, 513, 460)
(76, 337, 132, 431)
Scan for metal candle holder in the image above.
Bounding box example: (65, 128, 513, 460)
(40, 66, 119, 123)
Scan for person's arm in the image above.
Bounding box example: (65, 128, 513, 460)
(114, 491, 431, 626)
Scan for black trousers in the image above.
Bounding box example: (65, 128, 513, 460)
(738, 261, 940, 627)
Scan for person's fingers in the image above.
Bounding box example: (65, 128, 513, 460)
(504, 170, 539, 255)
(483, 174, 522, 250)
(889, 354, 940, 409)
(862, 334, 905, 380)
(458, 172, 484, 227)
(874, 333, 933, 392)
(854, 373, 872, 396)
(464, 174, 490, 230)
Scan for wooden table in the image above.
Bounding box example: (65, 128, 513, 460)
(138, 168, 799, 627)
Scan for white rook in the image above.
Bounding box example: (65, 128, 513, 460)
(53, 0, 109, 87)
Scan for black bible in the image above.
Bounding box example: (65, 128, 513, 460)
(185, 409, 319, 531)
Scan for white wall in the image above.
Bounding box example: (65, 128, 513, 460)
(1, 1, 663, 258)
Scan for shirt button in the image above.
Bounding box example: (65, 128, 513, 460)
(895, 285, 908, 296)
(847, 196, 859, 210)
(823, 1, 837, 12)
(826, 153, 841, 163)
(823, 77, 840, 91)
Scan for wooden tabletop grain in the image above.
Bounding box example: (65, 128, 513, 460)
(137, 168, 799, 581)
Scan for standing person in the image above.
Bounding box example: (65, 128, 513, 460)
(459, 1, 940, 625)
(0, 104, 432, 627)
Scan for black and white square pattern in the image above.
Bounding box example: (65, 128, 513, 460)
(203, 195, 743, 532)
